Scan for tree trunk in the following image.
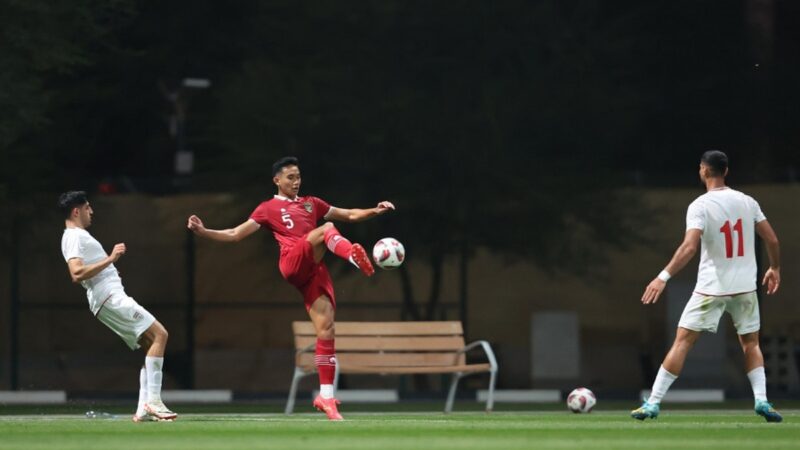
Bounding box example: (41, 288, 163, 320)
(399, 265, 420, 320)
(458, 239, 469, 338)
(424, 252, 444, 320)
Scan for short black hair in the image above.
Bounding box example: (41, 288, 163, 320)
(58, 191, 88, 218)
(700, 150, 728, 177)
(272, 156, 299, 177)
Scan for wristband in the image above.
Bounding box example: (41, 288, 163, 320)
(657, 270, 671, 282)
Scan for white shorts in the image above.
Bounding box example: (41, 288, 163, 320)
(677, 291, 760, 335)
(96, 292, 156, 350)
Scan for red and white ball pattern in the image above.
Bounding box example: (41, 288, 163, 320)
(566, 387, 596, 413)
(372, 238, 405, 270)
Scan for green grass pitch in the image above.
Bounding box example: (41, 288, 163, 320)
(1, 404, 798, 450)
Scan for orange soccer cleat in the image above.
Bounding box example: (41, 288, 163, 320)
(313, 395, 344, 421)
(350, 244, 375, 277)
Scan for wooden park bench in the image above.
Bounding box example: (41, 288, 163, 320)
(285, 321, 498, 414)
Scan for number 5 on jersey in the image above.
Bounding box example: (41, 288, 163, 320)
(720, 218, 743, 258)
(281, 209, 294, 229)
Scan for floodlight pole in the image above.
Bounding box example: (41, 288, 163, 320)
(176, 77, 208, 389)
(162, 77, 209, 388)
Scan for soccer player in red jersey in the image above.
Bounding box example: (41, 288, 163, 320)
(187, 156, 395, 420)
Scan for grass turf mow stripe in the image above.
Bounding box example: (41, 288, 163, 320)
(0, 410, 798, 450)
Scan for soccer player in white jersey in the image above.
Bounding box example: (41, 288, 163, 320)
(631, 151, 782, 422)
(58, 191, 177, 422)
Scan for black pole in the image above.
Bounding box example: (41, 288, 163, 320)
(458, 239, 468, 338)
(10, 207, 20, 390)
(185, 230, 196, 389)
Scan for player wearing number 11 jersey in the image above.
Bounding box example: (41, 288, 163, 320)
(632, 150, 783, 422)
(187, 156, 395, 420)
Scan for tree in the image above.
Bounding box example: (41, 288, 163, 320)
(207, 1, 655, 325)
(0, 0, 137, 199)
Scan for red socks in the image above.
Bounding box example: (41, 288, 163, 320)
(324, 226, 353, 260)
(315, 338, 336, 385)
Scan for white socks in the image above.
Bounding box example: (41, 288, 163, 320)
(320, 384, 335, 399)
(647, 365, 678, 405)
(747, 366, 768, 402)
(145, 356, 164, 403)
(646, 365, 768, 405)
(136, 368, 147, 415)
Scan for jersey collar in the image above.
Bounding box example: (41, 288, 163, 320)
(274, 194, 300, 202)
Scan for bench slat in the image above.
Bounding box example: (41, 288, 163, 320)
(295, 335, 465, 351)
(343, 363, 491, 375)
(296, 363, 492, 375)
(297, 352, 467, 368)
(292, 321, 463, 336)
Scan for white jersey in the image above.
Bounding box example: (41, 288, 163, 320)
(61, 227, 124, 314)
(686, 187, 766, 296)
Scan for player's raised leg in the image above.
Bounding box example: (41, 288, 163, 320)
(306, 222, 374, 276)
(632, 327, 699, 420)
(140, 321, 177, 421)
(308, 296, 343, 421)
(740, 331, 782, 422)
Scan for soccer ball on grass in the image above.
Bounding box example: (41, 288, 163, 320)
(566, 387, 596, 413)
(372, 238, 405, 270)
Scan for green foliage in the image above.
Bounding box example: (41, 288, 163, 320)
(209, 1, 653, 270)
(0, 0, 136, 197)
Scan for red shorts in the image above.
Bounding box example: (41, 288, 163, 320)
(279, 238, 335, 311)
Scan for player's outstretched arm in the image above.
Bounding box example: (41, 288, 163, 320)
(187, 215, 260, 243)
(641, 229, 701, 304)
(756, 220, 781, 295)
(328, 201, 395, 223)
(67, 243, 126, 283)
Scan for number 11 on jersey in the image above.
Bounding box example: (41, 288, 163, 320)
(720, 218, 743, 258)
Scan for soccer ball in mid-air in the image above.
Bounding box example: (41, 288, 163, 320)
(372, 238, 405, 270)
(566, 387, 596, 413)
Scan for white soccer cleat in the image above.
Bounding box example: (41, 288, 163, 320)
(144, 400, 178, 421)
(132, 412, 159, 422)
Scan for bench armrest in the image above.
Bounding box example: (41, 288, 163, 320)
(296, 343, 315, 356)
(458, 340, 498, 372)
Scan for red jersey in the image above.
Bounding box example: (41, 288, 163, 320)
(249, 195, 332, 256)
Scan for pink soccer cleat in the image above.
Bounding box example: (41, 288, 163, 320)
(351, 244, 375, 277)
(313, 395, 344, 421)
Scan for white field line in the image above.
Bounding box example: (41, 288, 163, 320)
(0, 409, 798, 424)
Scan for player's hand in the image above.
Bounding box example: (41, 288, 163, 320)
(110, 243, 126, 262)
(762, 267, 780, 295)
(375, 201, 395, 214)
(187, 215, 206, 233)
(641, 278, 666, 304)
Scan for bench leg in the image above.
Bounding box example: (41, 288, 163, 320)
(285, 367, 308, 415)
(486, 368, 497, 413)
(445, 372, 463, 414)
(333, 360, 341, 395)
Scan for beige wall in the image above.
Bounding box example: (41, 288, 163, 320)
(1, 185, 798, 392)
